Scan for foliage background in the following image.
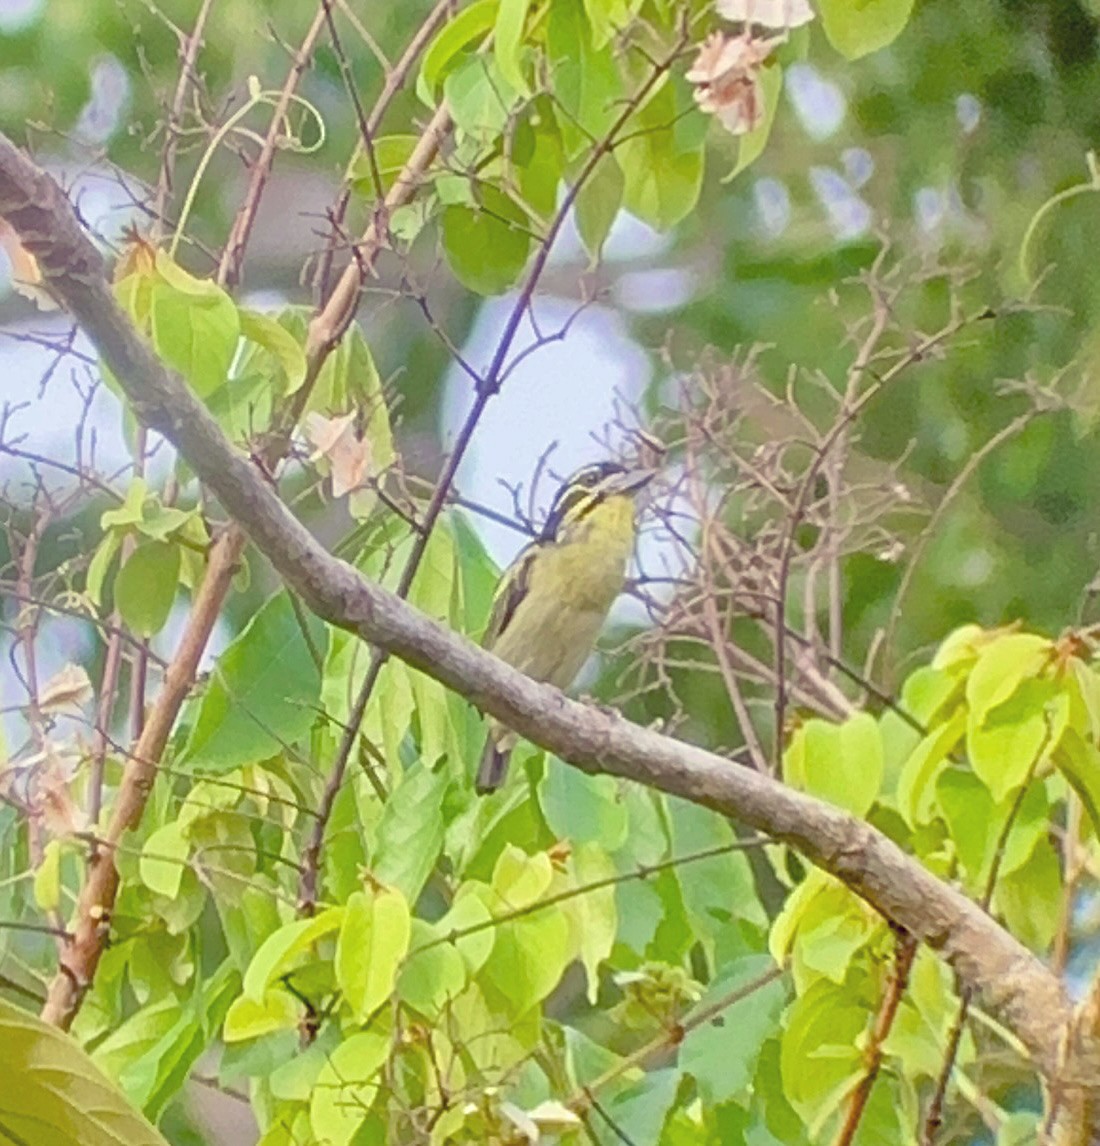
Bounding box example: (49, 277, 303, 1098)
(3, 0, 1100, 1143)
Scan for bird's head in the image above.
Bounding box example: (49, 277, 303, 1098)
(542, 460, 655, 541)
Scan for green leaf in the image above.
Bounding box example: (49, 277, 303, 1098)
(604, 1068, 682, 1146)
(134, 503, 193, 543)
(348, 134, 420, 198)
(86, 531, 122, 606)
(617, 76, 705, 230)
(398, 921, 469, 1015)
(994, 838, 1061, 950)
(149, 265, 239, 399)
(492, 845, 554, 908)
(786, 712, 883, 817)
(680, 956, 785, 1106)
(563, 844, 618, 1003)
(335, 887, 412, 1023)
(101, 478, 147, 529)
(418, 0, 499, 102)
(582, 0, 643, 47)
(0, 997, 170, 1146)
(33, 839, 62, 911)
(113, 540, 180, 637)
(667, 798, 766, 945)
(139, 820, 189, 899)
(573, 153, 624, 260)
(493, 0, 531, 96)
(1056, 728, 1100, 838)
(101, 964, 237, 1120)
(818, 0, 916, 60)
(485, 912, 572, 1016)
(539, 759, 627, 849)
(242, 908, 343, 1002)
(437, 888, 496, 973)
(896, 706, 966, 827)
(968, 680, 1067, 801)
(548, 0, 624, 158)
(238, 308, 307, 394)
(223, 988, 300, 1043)
(780, 980, 864, 1118)
(309, 1029, 389, 1146)
(726, 63, 783, 182)
(935, 769, 995, 881)
(512, 98, 565, 221)
(445, 55, 522, 139)
(371, 762, 446, 903)
(181, 592, 326, 773)
(92, 996, 182, 1091)
(966, 633, 1052, 726)
(441, 187, 532, 295)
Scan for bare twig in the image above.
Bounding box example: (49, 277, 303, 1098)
(832, 928, 918, 1146)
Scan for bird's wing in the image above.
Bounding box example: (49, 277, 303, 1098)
(482, 541, 539, 650)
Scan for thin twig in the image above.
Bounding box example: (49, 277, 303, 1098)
(831, 927, 917, 1146)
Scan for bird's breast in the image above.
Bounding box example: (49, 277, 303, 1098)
(537, 496, 635, 612)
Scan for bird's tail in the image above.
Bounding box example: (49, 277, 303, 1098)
(475, 732, 513, 794)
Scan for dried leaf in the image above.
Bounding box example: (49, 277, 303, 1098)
(0, 217, 58, 310)
(39, 664, 93, 716)
(716, 0, 815, 28)
(528, 1101, 582, 1131)
(686, 32, 784, 136)
(304, 411, 373, 497)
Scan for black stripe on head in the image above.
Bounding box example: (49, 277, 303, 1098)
(542, 461, 626, 540)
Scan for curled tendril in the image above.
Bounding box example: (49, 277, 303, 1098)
(169, 78, 326, 259)
(1018, 150, 1100, 286)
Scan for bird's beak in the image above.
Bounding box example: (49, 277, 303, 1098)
(609, 468, 657, 496)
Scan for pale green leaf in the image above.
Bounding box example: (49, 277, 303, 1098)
(149, 275, 239, 399)
(33, 839, 62, 911)
(371, 762, 446, 903)
(310, 1029, 389, 1146)
(492, 845, 554, 909)
(786, 712, 883, 817)
(139, 820, 190, 900)
(493, 0, 531, 95)
(418, 0, 499, 102)
(242, 907, 343, 1001)
(348, 134, 419, 198)
(896, 706, 966, 827)
(335, 887, 412, 1023)
(484, 912, 571, 1015)
(564, 843, 617, 1003)
(238, 308, 307, 394)
(86, 531, 122, 606)
(0, 997, 170, 1146)
(437, 889, 496, 973)
(818, 0, 916, 60)
(397, 920, 469, 1015)
(966, 632, 1052, 727)
(223, 988, 300, 1042)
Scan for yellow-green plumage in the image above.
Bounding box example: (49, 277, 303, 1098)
(475, 464, 650, 793)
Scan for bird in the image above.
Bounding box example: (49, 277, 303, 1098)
(475, 460, 654, 794)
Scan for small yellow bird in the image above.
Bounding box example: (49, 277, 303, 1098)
(475, 461, 654, 793)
